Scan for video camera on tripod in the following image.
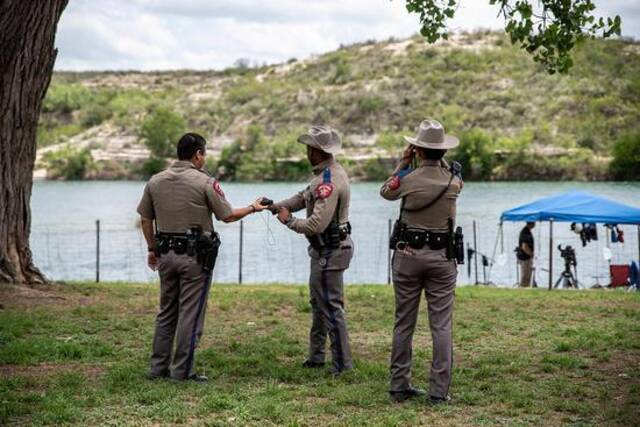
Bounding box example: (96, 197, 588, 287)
(555, 244, 579, 289)
(558, 244, 577, 268)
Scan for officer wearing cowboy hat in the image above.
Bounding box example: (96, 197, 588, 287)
(380, 119, 463, 404)
(269, 125, 354, 377)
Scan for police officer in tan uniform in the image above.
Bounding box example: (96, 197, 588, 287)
(270, 126, 354, 376)
(137, 133, 268, 382)
(380, 120, 463, 404)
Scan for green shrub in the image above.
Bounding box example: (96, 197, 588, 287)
(43, 84, 91, 114)
(225, 79, 266, 105)
(108, 90, 154, 126)
(357, 96, 387, 114)
(139, 107, 186, 158)
(42, 146, 93, 180)
(37, 123, 85, 147)
(141, 158, 167, 178)
(80, 104, 112, 127)
(451, 128, 494, 180)
(217, 140, 244, 180)
(610, 133, 640, 180)
(376, 130, 406, 153)
(363, 158, 392, 180)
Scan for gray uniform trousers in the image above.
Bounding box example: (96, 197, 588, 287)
(150, 251, 212, 380)
(390, 246, 457, 398)
(307, 240, 353, 371)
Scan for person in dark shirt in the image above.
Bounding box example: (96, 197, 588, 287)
(517, 222, 536, 287)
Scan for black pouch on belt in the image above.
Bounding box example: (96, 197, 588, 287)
(173, 239, 187, 255)
(155, 235, 170, 255)
(405, 228, 427, 249)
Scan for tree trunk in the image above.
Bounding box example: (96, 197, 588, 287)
(0, 0, 68, 285)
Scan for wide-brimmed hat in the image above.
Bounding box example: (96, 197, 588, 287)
(297, 125, 341, 154)
(403, 119, 459, 149)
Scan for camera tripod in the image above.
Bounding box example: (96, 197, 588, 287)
(554, 261, 579, 289)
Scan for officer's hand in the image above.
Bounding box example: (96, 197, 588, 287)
(147, 251, 159, 271)
(277, 207, 291, 224)
(401, 145, 416, 166)
(251, 197, 268, 212)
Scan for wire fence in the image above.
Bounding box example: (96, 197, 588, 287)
(30, 214, 640, 288)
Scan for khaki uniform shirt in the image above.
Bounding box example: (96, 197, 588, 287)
(380, 159, 463, 230)
(137, 160, 233, 233)
(273, 158, 350, 236)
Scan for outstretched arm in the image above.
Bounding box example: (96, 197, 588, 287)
(270, 190, 306, 214)
(222, 198, 269, 223)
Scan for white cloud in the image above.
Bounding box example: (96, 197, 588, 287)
(54, 0, 640, 71)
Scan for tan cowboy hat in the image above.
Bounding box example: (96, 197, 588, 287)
(297, 125, 341, 154)
(403, 119, 459, 149)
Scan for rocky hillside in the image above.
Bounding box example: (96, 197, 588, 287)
(37, 31, 640, 180)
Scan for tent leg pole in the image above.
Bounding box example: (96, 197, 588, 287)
(548, 219, 553, 290)
(473, 220, 479, 285)
(637, 225, 640, 263)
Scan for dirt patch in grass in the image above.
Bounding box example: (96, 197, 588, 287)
(0, 283, 68, 309)
(0, 362, 104, 381)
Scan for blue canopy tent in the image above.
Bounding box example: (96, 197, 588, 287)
(500, 191, 640, 289)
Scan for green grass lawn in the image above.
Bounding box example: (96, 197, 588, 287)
(0, 282, 638, 426)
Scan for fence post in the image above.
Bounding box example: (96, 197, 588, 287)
(238, 220, 243, 284)
(95, 219, 100, 283)
(387, 219, 392, 285)
(473, 220, 478, 285)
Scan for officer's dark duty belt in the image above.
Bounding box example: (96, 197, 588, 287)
(396, 228, 450, 251)
(307, 222, 351, 251)
(155, 232, 190, 255)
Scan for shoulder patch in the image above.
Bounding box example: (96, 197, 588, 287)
(315, 182, 335, 200)
(388, 175, 401, 191)
(212, 180, 225, 197)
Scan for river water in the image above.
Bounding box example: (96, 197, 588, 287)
(30, 181, 640, 287)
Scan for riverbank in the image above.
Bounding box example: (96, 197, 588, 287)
(1, 282, 638, 425)
(35, 32, 640, 181)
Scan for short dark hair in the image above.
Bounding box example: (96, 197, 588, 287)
(177, 133, 206, 160)
(417, 147, 446, 160)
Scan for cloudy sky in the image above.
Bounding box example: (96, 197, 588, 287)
(55, 0, 640, 71)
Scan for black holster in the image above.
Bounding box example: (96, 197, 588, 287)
(196, 232, 221, 272)
(453, 226, 464, 264)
